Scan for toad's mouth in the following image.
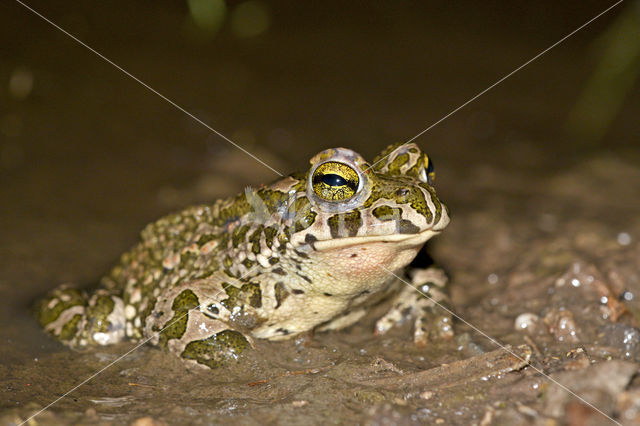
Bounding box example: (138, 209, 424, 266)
(308, 228, 440, 252)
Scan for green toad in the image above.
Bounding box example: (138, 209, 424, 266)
(36, 143, 452, 368)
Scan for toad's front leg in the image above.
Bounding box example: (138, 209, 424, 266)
(145, 279, 257, 369)
(375, 267, 454, 346)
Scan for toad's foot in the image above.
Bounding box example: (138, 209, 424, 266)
(35, 285, 126, 348)
(375, 267, 454, 346)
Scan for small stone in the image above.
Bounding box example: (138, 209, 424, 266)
(131, 416, 167, 426)
(617, 232, 631, 246)
(514, 313, 539, 333)
(420, 391, 434, 400)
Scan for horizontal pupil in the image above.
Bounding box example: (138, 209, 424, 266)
(320, 173, 347, 187)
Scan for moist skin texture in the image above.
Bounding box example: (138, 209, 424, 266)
(36, 142, 452, 369)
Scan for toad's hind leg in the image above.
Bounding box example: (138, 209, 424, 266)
(145, 281, 255, 369)
(35, 285, 127, 348)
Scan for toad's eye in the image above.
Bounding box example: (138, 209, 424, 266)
(312, 161, 359, 201)
(423, 154, 435, 185)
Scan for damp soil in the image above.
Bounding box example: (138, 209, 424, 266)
(2, 2, 640, 425)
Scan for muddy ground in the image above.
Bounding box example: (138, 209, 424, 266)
(1, 1, 639, 425)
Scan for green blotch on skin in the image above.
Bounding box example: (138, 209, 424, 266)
(58, 314, 82, 341)
(158, 289, 199, 347)
(248, 226, 264, 255)
(419, 183, 441, 224)
(365, 175, 437, 225)
(289, 172, 307, 192)
(221, 282, 237, 298)
(213, 193, 252, 227)
(328, 210, 362, 238)
(86, 295, 115, 333)
(173, 289, 200, 311)
(195, 262, 218, 279)
(35, 288, 85, 326)
(215, 187, 286, 231)
(274, 282, 289, 308)
(292, 197, 317, 233)
(362, 182, 402, 209)
(264, 226, 277, 248)
(197, 233, 216, 246)
(372, 206, 419, 233)
(371, 142, 404, 171)
(217, 232, 230, 252)
(232, 225, 250, 248)
(256, 188, 288, 214)
(386, 153, 409, 175)
(278, 227, 291, 251)
(401, 185, 432, 224)
(398, 220, 420, 234)
(179, 251, 198, 269)
(244, 283, 262, 308)
(221, 282, 262, 309)
(181, 329, 249, 369)
(372, 205, 401, 221)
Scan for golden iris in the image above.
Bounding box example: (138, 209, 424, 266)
(311, 162, 359, 201)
